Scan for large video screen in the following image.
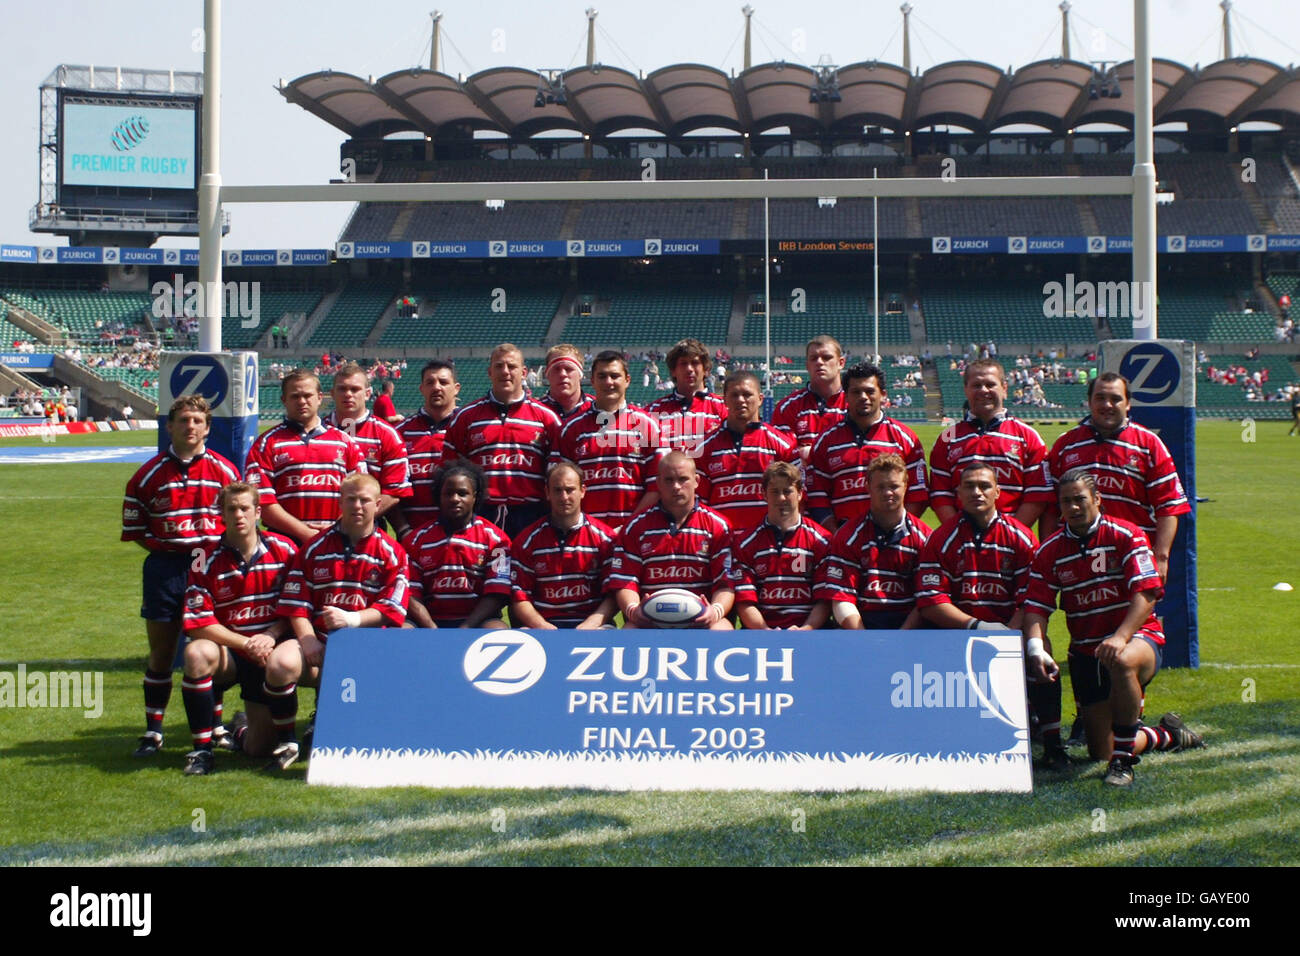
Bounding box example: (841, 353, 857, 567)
(61, 99, 197, 190)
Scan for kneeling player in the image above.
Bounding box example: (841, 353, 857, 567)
(915, 462, 1067, 769)
(510, 460, 619, 629)
(180, 482, 298, 774)
(816, 453, 932, 629)
(732, 462, 831, 629)
(404, 462, 513, 629)
(270, 472, 410, 765)
(611, 451, 736, 630)
(1022, 468, 1204, 787)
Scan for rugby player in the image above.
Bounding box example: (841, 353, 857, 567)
(122, 395, 241, 757)
(393, 359, 460, 533)
(179, 482, 298, 774)
(915, 462, 1067, 769)
(928, 359, 1053, 527)
(644, 338, 726, 456)
(816, 453, 932, 630)
(732, 461, 831, 630)
(538, 343, 595, 421)
(510, 460, 619, 629)
(611, 451, 736, 630)
(553, 349, 663, 532)
(1022, 468, 1204, 787)
(695, 371, 798, 534)
(440, 343, 561, 537)
(324, 362, 412, 519)
(245, 369, 365, 546)
(771, 335, 847, 460)
(270, 472, 410, 765)
(404, 461, 512, 629)
(807, 362, 928, 531)
(1042, 372, 1190, 582)
(1042, 371, 1192, 748)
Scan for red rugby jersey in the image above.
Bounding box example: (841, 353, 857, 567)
(441, 394, 561, 507)
(396, 409, 454, 529)
(644, 389, 726, 455)
(184, 532, 298, 647)
(771, 386, 847, 453)
(245, 420, 366, 523)
(122, 446, 242, 553)
(403, 516, 512, 624)
(806, 416, 929, 524)
(510, 514, 617, 626)
(915, 513, 1038, 624)
(277, 525, 409, 633)
(324, 410, 412, 500)
(608, 503, 733, 600)
(732, 517, 832, 628)
(1046, 417, 1191, 533)
(554, 404, 664, 529)
(1023, 514, 1165, 656)
(695, 422, 798, 534)
(928, 412, 1054, 515)
(815, 512, 933, 626)
(540, 391, 595, 423)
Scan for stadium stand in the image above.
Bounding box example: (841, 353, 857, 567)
(923, 281, 1097, 344)
(304, 281, 392, 348)
(741, 284, 911, 346)
(223, 287, 324, 349)
(563, 281, 731, 347)
(379, 284, 561, 349)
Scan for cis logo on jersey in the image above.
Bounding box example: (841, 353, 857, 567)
(463, 630, 546, 696)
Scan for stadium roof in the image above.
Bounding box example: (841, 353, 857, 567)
(280, 56, 1300, 140)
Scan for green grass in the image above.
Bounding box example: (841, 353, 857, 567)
(0, 421, 1296, 865)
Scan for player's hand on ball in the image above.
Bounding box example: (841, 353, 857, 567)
(625, 603, 650, 628)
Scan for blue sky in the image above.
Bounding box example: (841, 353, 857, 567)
(2, 0, 1296, 248)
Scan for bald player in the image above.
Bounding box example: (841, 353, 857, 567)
(610, 451, 736, 630)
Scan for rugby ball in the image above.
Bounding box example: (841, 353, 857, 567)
(642, 587, 707, 627)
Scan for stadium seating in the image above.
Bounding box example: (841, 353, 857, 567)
(1134, 279, 1274, 343)
(918, 198, 1085, 236)
(746, 199, 909, 239)
(223, 287, 324, 350)
(741, 285, 911, 346)
(379, 284, 561, 349)
(922, 282, 1097, 344)
(563, 283, 731, 347)
(304, 281, 393, 348)
(2, 288, 151, 339)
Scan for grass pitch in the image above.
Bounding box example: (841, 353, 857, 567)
(0, 422, 1296, 866)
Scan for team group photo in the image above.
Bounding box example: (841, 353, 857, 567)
(2, 0, 1298, 884)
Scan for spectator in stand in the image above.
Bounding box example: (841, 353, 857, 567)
(373, 380, 402, 426)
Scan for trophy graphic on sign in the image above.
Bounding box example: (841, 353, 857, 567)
(965, 634, 1030, 754)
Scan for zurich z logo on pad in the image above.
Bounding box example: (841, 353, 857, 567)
(1119, 344, 1180, 404)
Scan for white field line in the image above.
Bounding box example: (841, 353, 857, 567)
(307, 749, 1033, 793)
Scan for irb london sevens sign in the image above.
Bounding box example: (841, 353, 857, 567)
(308, 628, 1033, 792)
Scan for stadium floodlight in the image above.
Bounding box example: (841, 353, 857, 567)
(534, 70, 568, 108)
(809, 61, 841, 104)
